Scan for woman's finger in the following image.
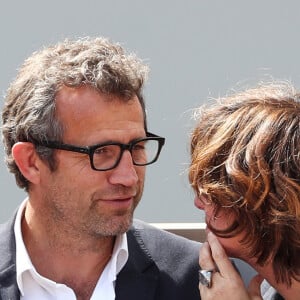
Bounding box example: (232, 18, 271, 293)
(199, 232, 258, 300)
(206, 231, 239, 279)
(198, 241, 219, 294)
(199, 241, 216, 270)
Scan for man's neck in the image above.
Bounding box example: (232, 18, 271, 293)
(21, 204, 115, 298)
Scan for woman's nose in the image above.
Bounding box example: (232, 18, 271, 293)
(194, 196, 205, 210)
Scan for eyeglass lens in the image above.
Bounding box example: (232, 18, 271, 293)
(92, 139, 160, 170)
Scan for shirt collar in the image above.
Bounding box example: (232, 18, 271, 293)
(14, 198, 32, 296)
(111, 231, 128, 279)
(14, 198, 129, 296)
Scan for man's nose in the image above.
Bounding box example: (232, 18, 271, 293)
(108, 150, 139, 186)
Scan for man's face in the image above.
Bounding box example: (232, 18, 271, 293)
(38, 86, 146, 237)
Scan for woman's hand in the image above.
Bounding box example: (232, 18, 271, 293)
(198, 232, 263, 300)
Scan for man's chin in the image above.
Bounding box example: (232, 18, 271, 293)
(100, 213, 134, 236)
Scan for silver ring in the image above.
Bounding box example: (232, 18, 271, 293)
(199, 269, 214, 288)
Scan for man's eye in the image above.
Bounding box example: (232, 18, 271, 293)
(133, 144, 145, 151)
(132, 141, 146, 151)
(94, 147, 110, 154)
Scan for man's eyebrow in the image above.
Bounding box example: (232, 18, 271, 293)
(92, 135, 147, 145)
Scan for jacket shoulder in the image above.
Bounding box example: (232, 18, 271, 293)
(0, 214, 16, 262)
(117, 219, 201, 300)
(0, 213, 20, 300)
(130, 219, 200, 277)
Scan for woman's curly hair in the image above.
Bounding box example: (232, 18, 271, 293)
(189, 82, 300, 286)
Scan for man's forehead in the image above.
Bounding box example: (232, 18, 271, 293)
(55, 85, 141, 110)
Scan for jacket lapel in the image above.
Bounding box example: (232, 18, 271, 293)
(115, 227, 159, 300)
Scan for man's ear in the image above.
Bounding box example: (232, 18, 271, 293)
(12, 142, 41, 184)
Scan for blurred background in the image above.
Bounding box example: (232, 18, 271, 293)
(1, 0, 300, 223)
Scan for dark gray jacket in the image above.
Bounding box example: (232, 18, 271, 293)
(0, 215, 200, 300)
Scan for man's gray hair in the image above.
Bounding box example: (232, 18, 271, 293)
(2, 37, 149, 190)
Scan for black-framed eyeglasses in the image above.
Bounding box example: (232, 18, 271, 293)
(34, 132, 165, 171)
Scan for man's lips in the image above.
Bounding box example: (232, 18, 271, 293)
(106, 195, 135, 201)
(98, 196, 135, 209)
